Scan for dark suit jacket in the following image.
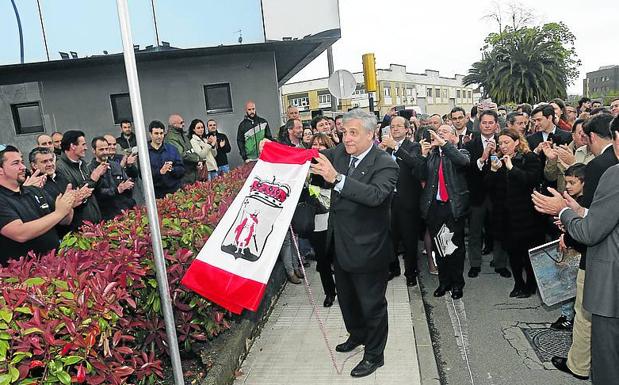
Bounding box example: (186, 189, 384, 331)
(582, 145, 618, 208)
(324, 144, 398, 273)
(388, 140, 423, 211)
(561, 164, 619, 317)
(526, 128, 572, 151)
(463, 134, 495, 206)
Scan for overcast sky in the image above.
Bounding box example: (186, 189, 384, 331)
(1, 0, 617, 96)
(290, 0, 619, 95)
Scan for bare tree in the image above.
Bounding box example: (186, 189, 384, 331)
(483, 0, 535, 32)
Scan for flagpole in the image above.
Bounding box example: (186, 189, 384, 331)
(114, 1, 184, 384)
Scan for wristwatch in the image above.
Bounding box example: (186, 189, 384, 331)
(334, 173, 344, 185)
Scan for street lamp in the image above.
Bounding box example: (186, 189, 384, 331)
(10, 0, 24, 63)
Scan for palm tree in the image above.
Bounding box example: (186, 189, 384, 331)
(464, 25, 575, 105)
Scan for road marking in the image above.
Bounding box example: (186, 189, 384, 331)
(445, 295, 475, 385)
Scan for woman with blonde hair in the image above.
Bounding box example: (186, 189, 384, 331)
(485, 128, 544, 298)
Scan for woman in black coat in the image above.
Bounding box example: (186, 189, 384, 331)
(485, 128, 544, 298)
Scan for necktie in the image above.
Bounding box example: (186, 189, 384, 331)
(348, 156, 358, 176)
(438, 156, 449, 202)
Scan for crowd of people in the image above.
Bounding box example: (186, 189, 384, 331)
(1, 94, 618, 381)
(275, 97, 618, 381)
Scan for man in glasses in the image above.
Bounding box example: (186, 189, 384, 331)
(0, 145, 76, 266)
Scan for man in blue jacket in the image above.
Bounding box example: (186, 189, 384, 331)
(147, 120, 185, 199)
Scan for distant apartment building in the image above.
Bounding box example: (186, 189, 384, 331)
(583, 65, 619, 100)
(280, 64, 479, 122)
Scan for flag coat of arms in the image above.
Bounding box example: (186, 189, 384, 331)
(182, 142, 318, 314)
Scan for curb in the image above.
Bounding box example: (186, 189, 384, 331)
(408, 285, 441, 385)
(200, 261, 286, 385)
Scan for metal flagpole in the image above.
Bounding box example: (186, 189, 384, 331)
(36, 0, 50, 61)
(114, 1, 184, 384)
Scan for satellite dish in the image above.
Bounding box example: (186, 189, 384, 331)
(328, 69, 356, 100)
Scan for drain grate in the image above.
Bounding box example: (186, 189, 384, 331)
(521, 325, 573, 362)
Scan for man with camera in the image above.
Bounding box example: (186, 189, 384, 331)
(464, 110, 510, 278)
(89, 137, 136, 220)
(418, 125, 470, 299)
(148, 121, 185, 199)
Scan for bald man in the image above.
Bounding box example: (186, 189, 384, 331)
(36, 134, 54, 150)
(237, 101, 272, 161)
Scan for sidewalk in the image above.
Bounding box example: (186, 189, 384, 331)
(233, 261, 438, 385)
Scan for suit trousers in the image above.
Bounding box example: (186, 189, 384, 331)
(567, 269, 591, 377)
(389, 193, 420, 278)
(468, 197, 505, 268)
(334, 260, 389, 362)
(308, 230, 336, 297)
(591, 313, 619, 385)
(427, 201, 466, 289)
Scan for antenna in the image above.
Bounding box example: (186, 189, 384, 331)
(36, 0, 49, 61)
(236, 29, 243, 44)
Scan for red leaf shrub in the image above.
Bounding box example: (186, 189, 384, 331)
(0, 165, 253, 384)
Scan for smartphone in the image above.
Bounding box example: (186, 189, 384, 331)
(381, 126, 391, 138)
(130, 146, 138, 155)
(490, 154, 499, 162)
(423, 130, 432, 142)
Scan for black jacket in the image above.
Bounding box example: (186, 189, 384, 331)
(527, 128, 572, 192)
(388, 140, 423, 211)
(89, 159, 136, 220)
(148, 143, 185, 199)
(463, 134, 496, 206)
(582, 145, 618, 208)
(116, 132, 137, 150)
(55, 153, 102, 230)
(485, 151, 544, 247)
(324, 144, 398, 273)
(418, 142, 470, 219)
(212, 131, 231, 167)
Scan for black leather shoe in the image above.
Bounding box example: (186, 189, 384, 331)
(551, 356, 589, 380)
(350, 358, 384, 377)
(335, 339, 362, 353)
(495, 268, 512, 278)
(433, 286, 450, 297)
(406, 277, 417, 287)
(509, 288, 524, 298)
(451, 287, 463, 299)
(323, 294, 335, 308)
(468, 267, 480, 278)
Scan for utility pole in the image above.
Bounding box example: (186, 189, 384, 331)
(150, 0, 161, 46)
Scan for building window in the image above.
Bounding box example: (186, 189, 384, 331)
(435, 89, 441, 99)
(426, 88, 432, 97)
(110, 93, 133, 124)
(456, 90, 461, 99)
(204, 83, 233, 114)
(468, 91, 472, 99)
(406, 88, 413, 96)
(289, 96, 309, 109)
(318, 94, 331, 104)
(384, 87, 391, 97)
(11, 102, 44, 135)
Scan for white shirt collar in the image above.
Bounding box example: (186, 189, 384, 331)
(601, 143, 614, 154)
(350, 144, 373, 165)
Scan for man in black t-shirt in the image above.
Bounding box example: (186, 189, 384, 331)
(0, 145, 75, 266)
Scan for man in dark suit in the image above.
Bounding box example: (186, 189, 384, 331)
(380, 116, 423, 286)
(532, 116, 619, 384)
(581, 113, 618, 207)
(528, 104, 572, 190)
(464, 110, 510, 278)
(418, 125, 470, 299)
(311, 109, 398, 378)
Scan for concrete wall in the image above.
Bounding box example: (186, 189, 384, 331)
(0, 51, 280, 167)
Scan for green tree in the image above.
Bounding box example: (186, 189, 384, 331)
(464, 22, 581, 105)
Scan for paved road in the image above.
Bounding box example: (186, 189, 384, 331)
(415, 250, 590, 385)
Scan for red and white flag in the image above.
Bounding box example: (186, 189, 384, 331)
(182, 142, 318, 314)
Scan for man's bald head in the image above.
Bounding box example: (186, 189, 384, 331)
(168, 114, 184, 129)
(245, 101, 256, 118)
